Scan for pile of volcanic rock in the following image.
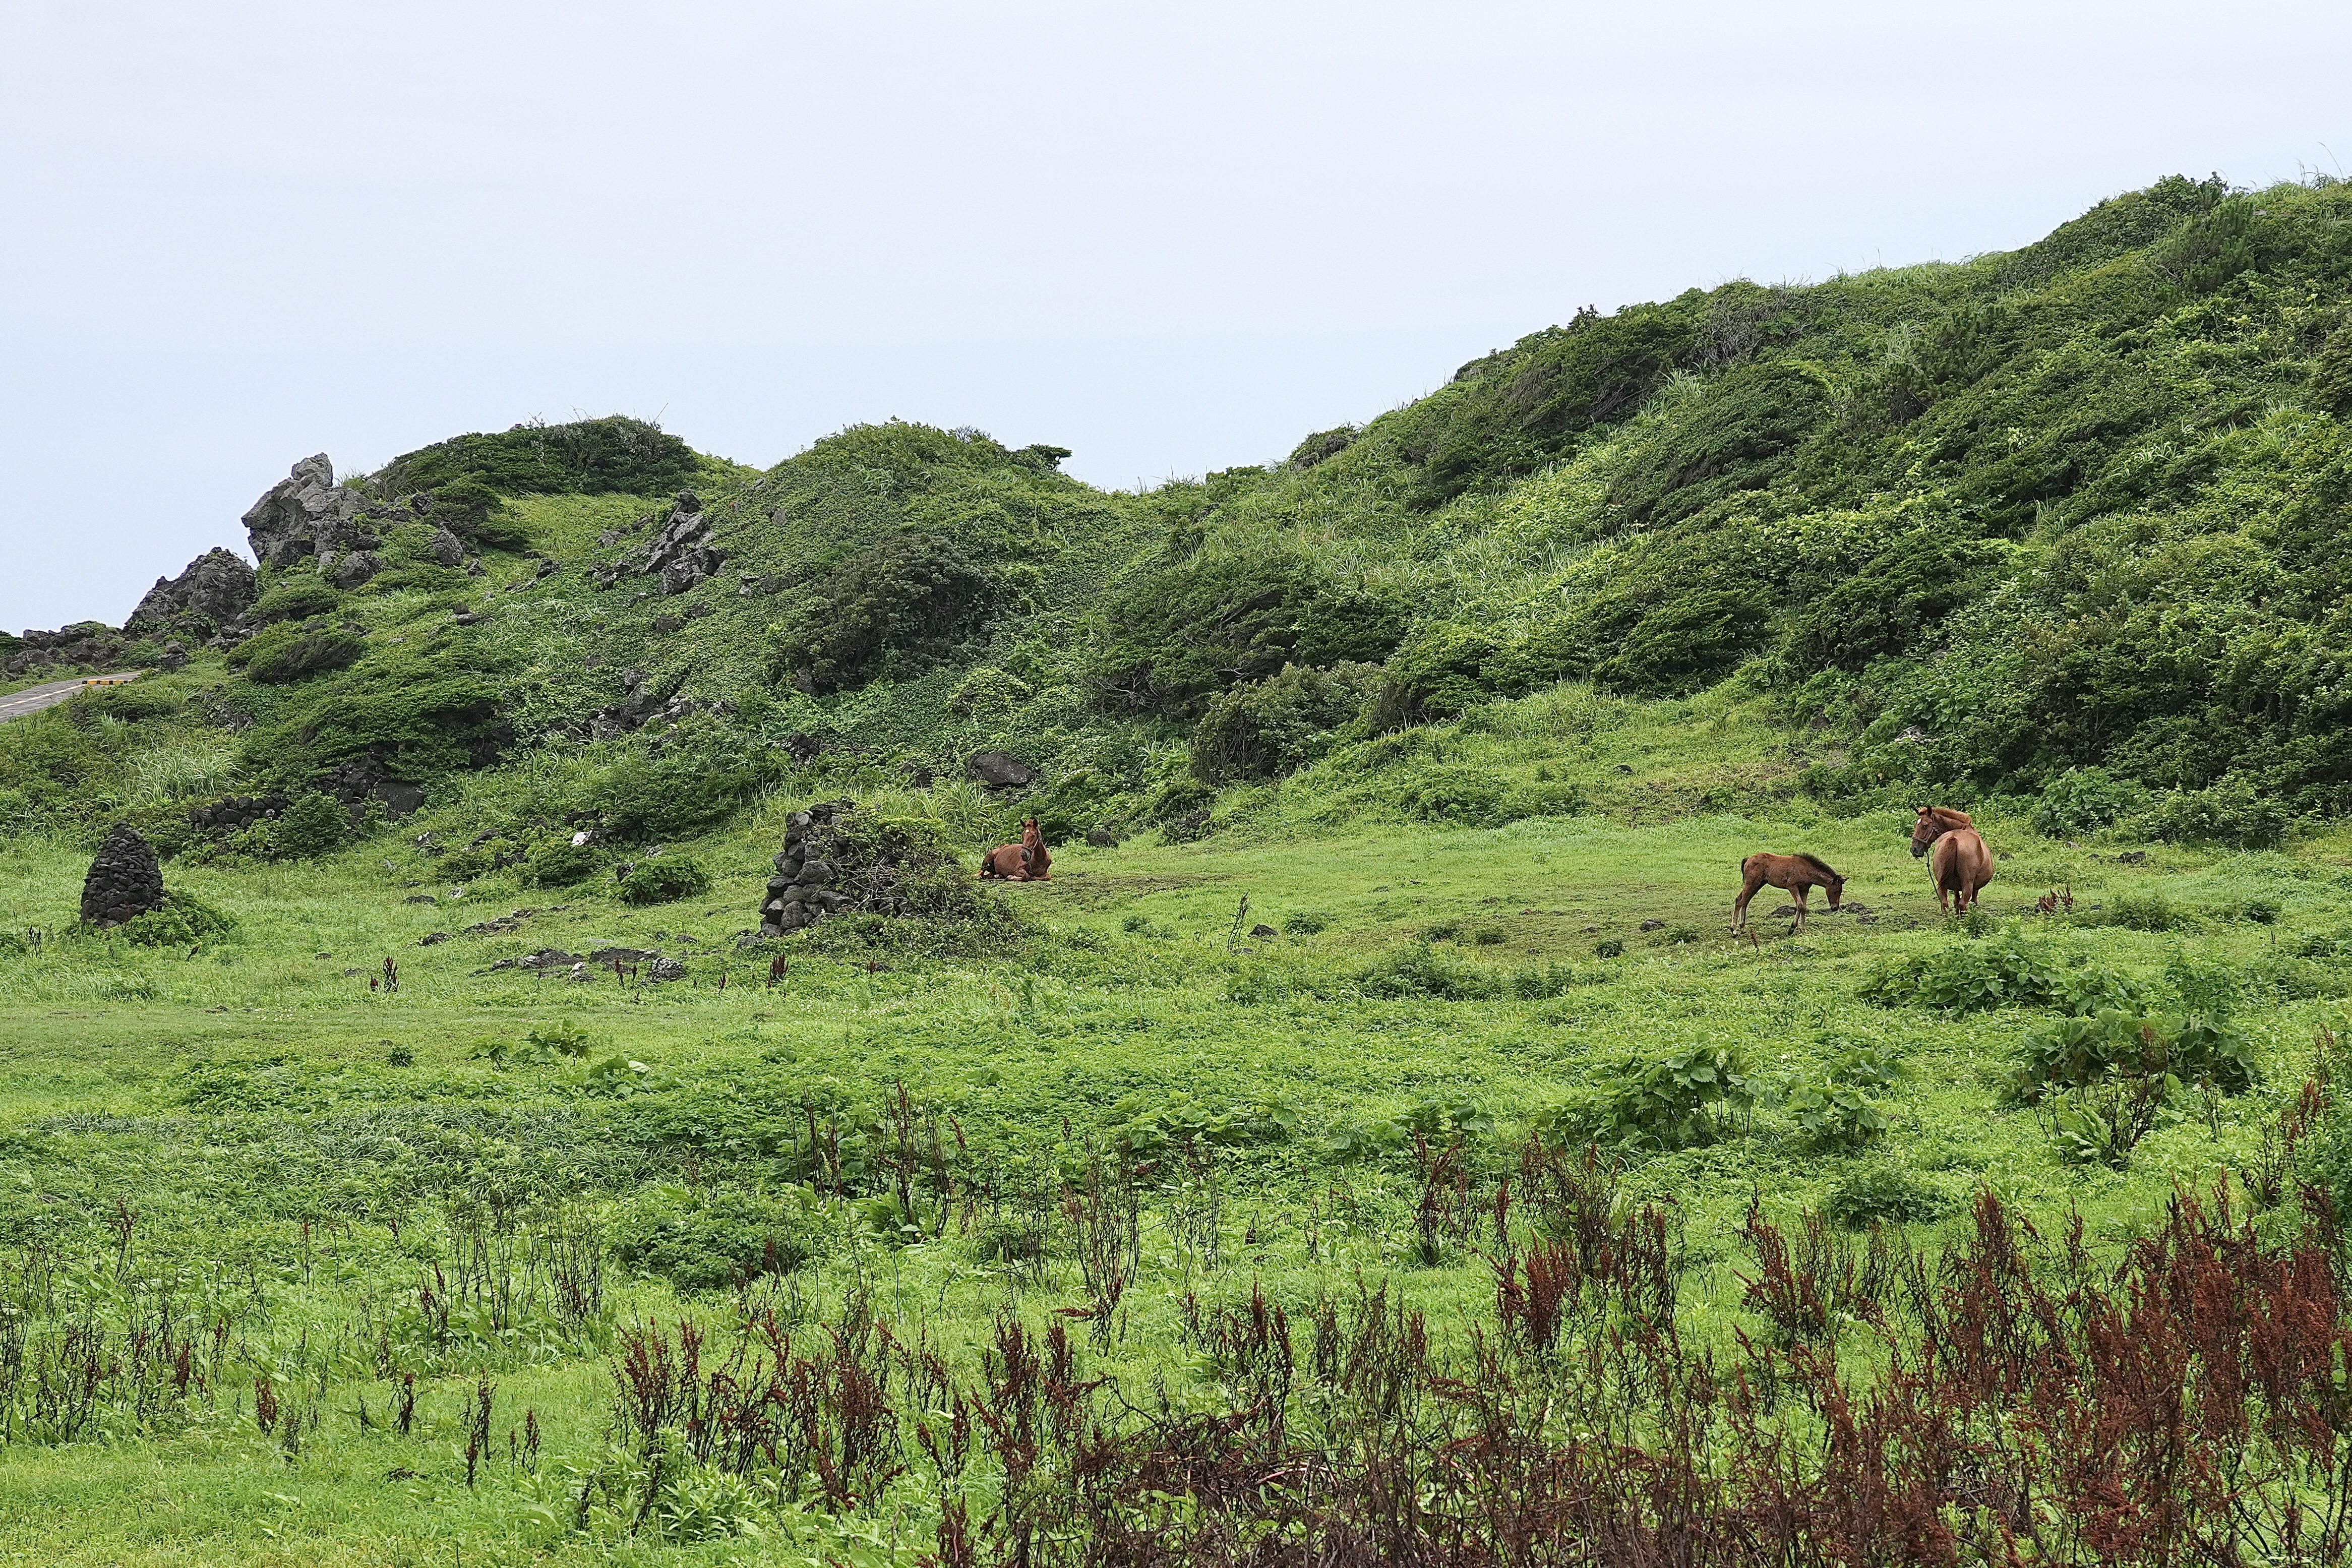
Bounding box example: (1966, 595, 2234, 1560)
(186, 792, 289, 835)
(761, 802, 858, 936)
(757, 800, 978, 938)
(80, 823, 166, 928)
(592, 492, 724, 595)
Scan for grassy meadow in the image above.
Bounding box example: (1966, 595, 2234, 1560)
(0, 686, 2346, 1564)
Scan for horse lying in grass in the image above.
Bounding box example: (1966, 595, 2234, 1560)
(1911, 805, 1993, 915)
(1733, 853, 1844, 934)
(979, 819, 1052, 881)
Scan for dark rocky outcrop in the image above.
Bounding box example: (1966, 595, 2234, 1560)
(6, 621, 128, 678)
(80, 823, 165, 928)
(242, 455, 379, 569)
(589, 669, 699, 739)
(638, 492, 725, 595)
(187, 792, 289, 834)
(126, 549, 257, 638)
(968, 750, 1035, 789)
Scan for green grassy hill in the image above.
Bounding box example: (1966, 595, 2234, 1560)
(2, 174, 2352, 1563)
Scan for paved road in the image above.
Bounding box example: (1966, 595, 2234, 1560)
(0, 672, 144, 723)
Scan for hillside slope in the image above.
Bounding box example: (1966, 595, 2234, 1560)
(7, 172, 2351, 867)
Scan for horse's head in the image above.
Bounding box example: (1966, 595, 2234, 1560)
(1824, 872, 1846, 910)
(1909, 806, 1942, 859)
(1021, 817, 1043, 847)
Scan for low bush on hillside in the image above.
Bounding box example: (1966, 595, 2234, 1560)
(2146, 774, 2291, 850)
(770, 531, 995, 693)
(1089, 549, 1407, 720)
(249, 576, 341, 625)
(2008, 1010, 2258, 1102)
(376, 415, 697, 506)
(617, 856, 711, 904)
(112, 890, 237, 948)
(1861, 939, 2147, 1015)
(1352, 944, 1493, 1000)
(595, 749, 763, 845)
(228, 621, 366, 683)
(523, 838, 600, 888)
(2030, 766, 2147, 838)
(1825, 1166, 1949, 1227)
(1189, 662, 1377, 784)
(608, 1183, 826, 1291)
(1567, 1045, 1760, 1151)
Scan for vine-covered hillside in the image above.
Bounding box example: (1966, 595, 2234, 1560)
(7, 172, 2352, 862)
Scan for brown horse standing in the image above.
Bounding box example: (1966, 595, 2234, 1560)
(1911, 805, 1994, 915)
(1733, 853, 1844, 934)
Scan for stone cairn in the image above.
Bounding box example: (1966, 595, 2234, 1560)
(81, 823, 165, 928)
(760, 801, 858, 937)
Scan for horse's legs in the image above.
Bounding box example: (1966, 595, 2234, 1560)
(1732, 869, 1763, 932)
(1793, 888, 1809, 933)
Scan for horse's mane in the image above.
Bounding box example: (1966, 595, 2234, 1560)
(1795, 853, 1841, 880)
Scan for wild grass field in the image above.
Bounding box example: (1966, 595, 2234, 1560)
(7, 171, 2352, 1562)
(0, 681, 2348, 1564)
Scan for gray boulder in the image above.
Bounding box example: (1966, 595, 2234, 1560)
(641, 493, 723, 593)
(968, 750, 1035, 789)
(325, 550, 380, 590)
(80, 822, 165, 928)
(427, 527, 466, 567)
(126, 549, 257, 636)
(242, 454, 373, 569)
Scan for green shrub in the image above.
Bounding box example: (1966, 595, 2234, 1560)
(524, 839, 600, 888)
(1861, 939, 2141, 1014)
(250, 577, 341, 625)
(608, 1184, 824, 1291)
(2030, 767, 2146, 838)
(114, 890, 237, 948)
(617, 856, 711, 905)
(1825, 1168, 1948, 1228)
(1188, 662, 1376, 784)
(228, 621, 366, 683)
(2008, 1009, 2256, 1102)
(1089, 550, 1405, 720)
(597, 754, 756, 844)
(2145, 775, 2288, 850)
(1285, 910, 1330, 936)
(2306, 322, 2352, 415)
(1352, 944, 1493, 1000)
(378, 415, 697, 504)
(272, 792, 352, 860)
(770, 531, 995, 693)
(1594, 938, 1625, 958)
(1577, 1045, 1759, 1151)
(2095, 891, 2189, 932)
(1784, 1083, 1888, 1154)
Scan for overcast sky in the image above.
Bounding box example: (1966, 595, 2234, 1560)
(4, 1, 2347, 633)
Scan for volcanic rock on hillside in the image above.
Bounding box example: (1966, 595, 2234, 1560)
(968, 750, 1035, 789)
(80, 823, 165, 928)
(126, 549, 257, 638)
(6, 621, 128, 678)
(242, 454, 379, 569)
(639, 493, 725, 594)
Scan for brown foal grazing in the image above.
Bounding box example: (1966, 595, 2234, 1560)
(1733, 853, 1845, 934)
(1910, 805, 1994, 915)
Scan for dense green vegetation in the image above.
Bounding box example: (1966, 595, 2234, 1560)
(4, 173, 2352, 1562)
